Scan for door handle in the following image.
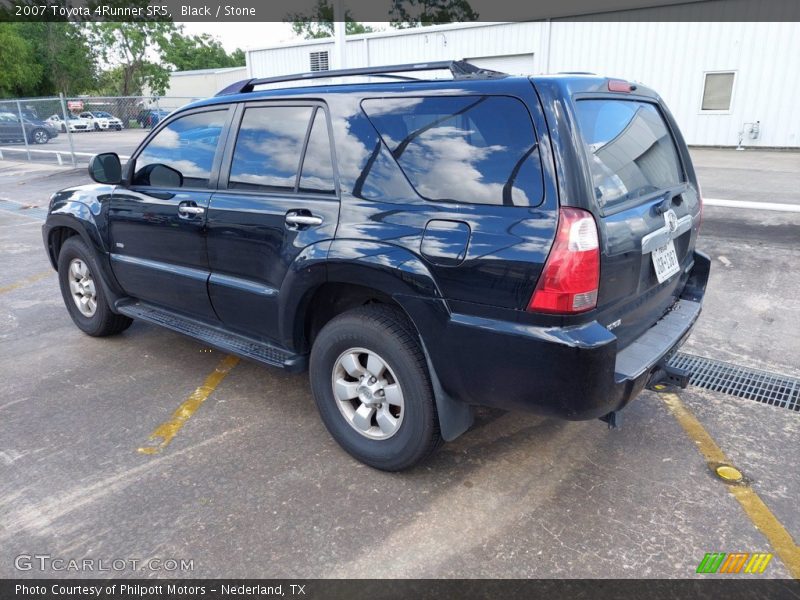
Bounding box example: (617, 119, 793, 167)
(285, 212, 323, 227)
(178, 205, 205, 216)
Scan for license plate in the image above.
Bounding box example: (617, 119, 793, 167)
(652, 240, 680, 283)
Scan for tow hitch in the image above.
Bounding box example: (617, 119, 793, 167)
(647, 360, 691, 391)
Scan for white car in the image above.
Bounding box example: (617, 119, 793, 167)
(79, 111, 124, 131)
(46, 114, 91, 133)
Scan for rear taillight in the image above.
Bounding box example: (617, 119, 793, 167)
(528, 207, 600, 314)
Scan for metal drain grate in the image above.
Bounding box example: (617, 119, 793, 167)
(668, 352, 800, 411)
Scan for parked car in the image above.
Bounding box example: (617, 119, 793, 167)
(136, 109, 170, 129)
(46, 114, 91, 133)
(0, 112, 59, 144)
(79, 111, 124, 131)
(42, 61, 708, 471)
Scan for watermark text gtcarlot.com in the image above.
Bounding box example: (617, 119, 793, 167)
(14, 554, 194, 573)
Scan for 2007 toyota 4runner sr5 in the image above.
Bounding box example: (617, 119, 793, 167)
(43, 61, 709, 470)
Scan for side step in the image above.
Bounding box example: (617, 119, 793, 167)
(116, 301, 307, 372)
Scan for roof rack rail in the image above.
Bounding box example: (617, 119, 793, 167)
(215, 60, 507, 96)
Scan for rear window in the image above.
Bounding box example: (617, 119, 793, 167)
(575, 100, 684, 210)
(362, 96, 544, 207)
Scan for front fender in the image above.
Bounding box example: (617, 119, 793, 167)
(43, 185, 125, 305)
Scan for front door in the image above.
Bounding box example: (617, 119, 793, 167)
(108, 107, 233, 321)
(206, 102, 339, 342)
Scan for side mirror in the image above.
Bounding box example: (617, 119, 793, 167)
(88, 153, 121, 185)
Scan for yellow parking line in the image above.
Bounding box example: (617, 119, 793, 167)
(0, 271, 53, 295)
(138, 355, 239, 455)
(662, 392, 800, 579)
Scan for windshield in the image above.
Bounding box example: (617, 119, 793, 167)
(95, 112, 112, 118)
(575, 99, 684, 210)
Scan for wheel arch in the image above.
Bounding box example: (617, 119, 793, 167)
(282, 239, 474, 441)
(45, 207, 125, 308)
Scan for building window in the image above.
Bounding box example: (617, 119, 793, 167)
(701, 72, 735, 111)
(309, 51, 329, 72)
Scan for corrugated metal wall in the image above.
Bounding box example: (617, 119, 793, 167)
(246, 21, 800, 147)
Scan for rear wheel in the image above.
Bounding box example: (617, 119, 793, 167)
(309, 304, 441, 471)
(57, 237, 132, 337)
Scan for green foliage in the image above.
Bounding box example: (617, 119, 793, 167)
(2, 0, 247, 98)
(288, 0, 375, 39)
(0, 24, 42, 97)
(19, 22, 97, 95)
(0, 20, 96, 97)
(163, 29, 246, 71)
(389, 0, 479, 27)
(85, 0, 175, 96)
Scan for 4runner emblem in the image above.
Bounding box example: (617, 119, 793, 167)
(665, 209, 679, 233)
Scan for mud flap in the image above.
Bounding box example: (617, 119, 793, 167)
(419, 337, 474, 441)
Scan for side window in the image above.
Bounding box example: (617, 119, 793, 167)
(228, 105, 313, 193)
(362, 96, 544, 207)
(298, 108, 335, 195)
(133, 110, 226, 188)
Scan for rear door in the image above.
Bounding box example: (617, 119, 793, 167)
(206, 102, 339, 342)
(572, 97, 701, 347)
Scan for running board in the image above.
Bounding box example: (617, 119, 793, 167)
(116, 301, 307, 372)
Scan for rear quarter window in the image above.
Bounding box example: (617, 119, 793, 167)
(362, 95, 544, 207)
(575, 99, 684, 211)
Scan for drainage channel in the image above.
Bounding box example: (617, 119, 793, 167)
(668, 352, 799, 412)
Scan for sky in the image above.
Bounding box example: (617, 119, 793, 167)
(179, 22, 391, 53)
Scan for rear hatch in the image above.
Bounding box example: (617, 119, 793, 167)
(572, 95, 702, 349)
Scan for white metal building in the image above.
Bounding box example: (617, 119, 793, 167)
(160, 66, 248, 107)
(246, 21, 800, 148)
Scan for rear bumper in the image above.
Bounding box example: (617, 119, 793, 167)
(417, 251, 710, 420)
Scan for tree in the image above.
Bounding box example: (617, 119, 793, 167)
(163, 29, 246, 71)
(86, 0, 175, 96)
(389, 0, 479, 27)
(288, 0, 375, 39)
(0, 24, 42, 97)
(15, 22, 97, 95)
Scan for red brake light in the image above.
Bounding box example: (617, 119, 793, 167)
(528, 207, 600, 314)
(608, 79, 633, 93)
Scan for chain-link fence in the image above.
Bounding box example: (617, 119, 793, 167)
(0, 95, 202, 166)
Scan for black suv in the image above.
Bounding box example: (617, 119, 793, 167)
(42, 61, 708, 470)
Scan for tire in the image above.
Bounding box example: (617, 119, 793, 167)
(309, 304, 442, 471)
(57, 236, 133, 337)
(93, 123, 100, 131)
(60, 124, 66, 133)
(30, 129, 49, 144)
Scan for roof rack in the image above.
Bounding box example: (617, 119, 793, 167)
(215, 60, 508, 96)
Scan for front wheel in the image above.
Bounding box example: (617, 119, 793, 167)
(57, 237, 132, 337)
(309, 305, 441, 471)
(31, 129, 49, 144)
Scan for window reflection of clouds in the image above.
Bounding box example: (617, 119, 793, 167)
(136, 111, 226, 187)
(230, 106, 312, 192)
(363, 96, 543, 207)
(299, 109, 335, 193)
